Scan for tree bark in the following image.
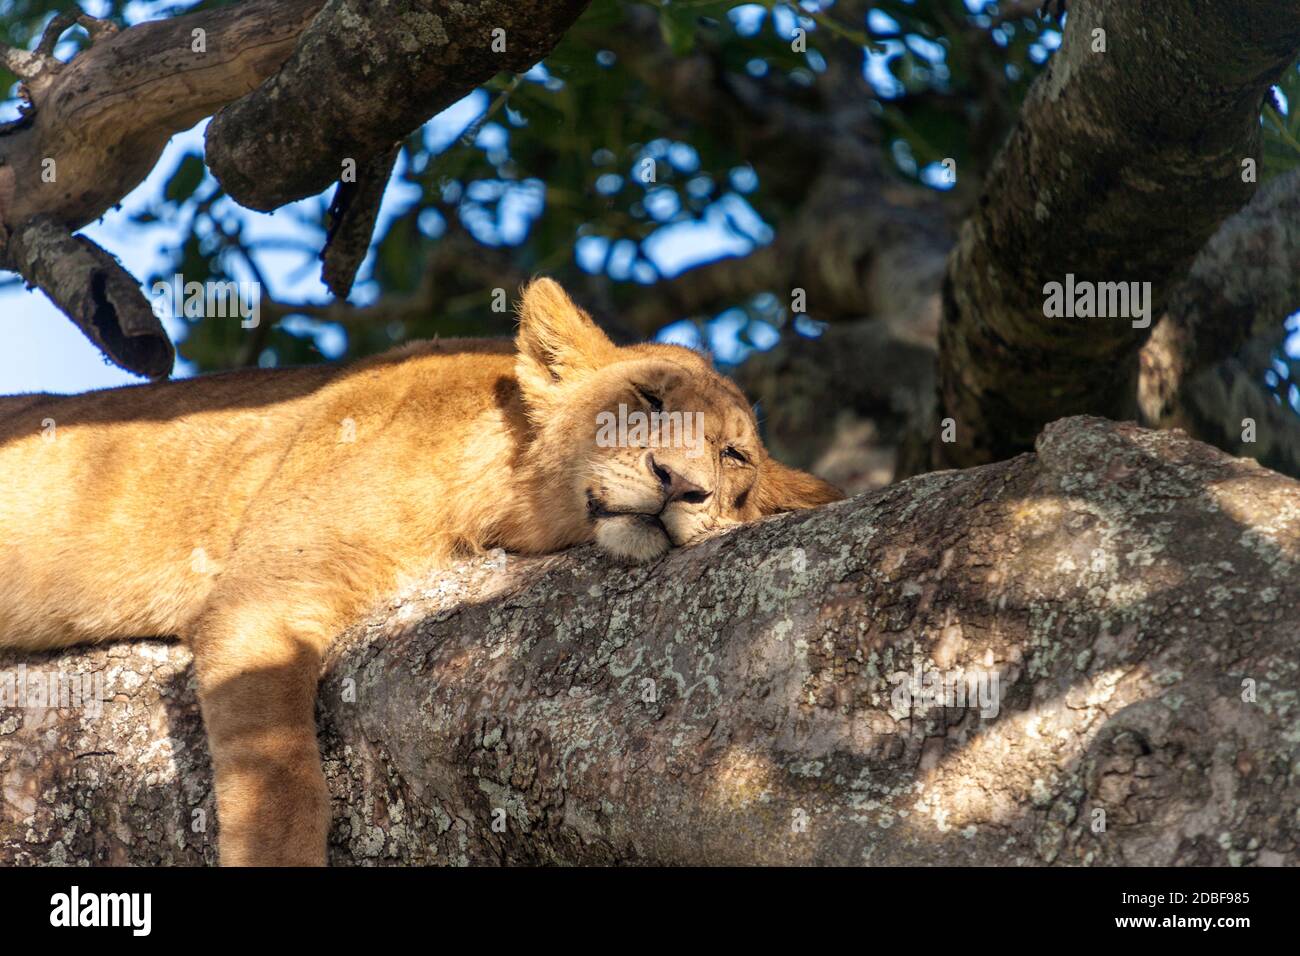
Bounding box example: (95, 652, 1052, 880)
(742, 160, 1300, 487)
(5, 215, 174, 379)
(0, 0, 324, 238)
(1138, 167, 1300, 477)
(934, 0, 1300, 470)
(205, 0, 591, 212)
(0, 0, 325, 376)
(3, 417, 1297, 866)
(1151, 169, 1300, 392)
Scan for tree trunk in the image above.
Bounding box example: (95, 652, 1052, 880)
(935, 0, 1300, 469)
(2, 416, 1297, 866)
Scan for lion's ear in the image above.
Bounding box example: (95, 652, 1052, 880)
(754, 459, 843, 515)
(515, 278, 615, 396)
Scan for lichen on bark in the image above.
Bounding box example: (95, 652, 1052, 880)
(2, 417, 1297, 866)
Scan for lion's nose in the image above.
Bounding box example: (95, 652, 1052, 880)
(646, 452, 711, 505)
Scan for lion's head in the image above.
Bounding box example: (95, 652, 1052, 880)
(513, 278, 842, 562)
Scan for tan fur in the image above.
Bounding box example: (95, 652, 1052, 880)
(0, 278, 840, 865)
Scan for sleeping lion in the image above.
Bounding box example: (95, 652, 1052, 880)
(0, 278, 840, 865)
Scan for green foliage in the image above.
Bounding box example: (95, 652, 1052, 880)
(162, 151, 205, 203)
(1262, 69, 1300, 180)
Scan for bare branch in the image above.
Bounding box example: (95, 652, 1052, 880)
(320, 144, 401, 299)
(4, 215, 173, 379)
(35, 12, 78, 57)
(0, 41, 55, 82)
(0, 0, 326, 371)
(0, 6, 123, 98)
(70, 11, 120, 45)
(0, 0, 325, 238)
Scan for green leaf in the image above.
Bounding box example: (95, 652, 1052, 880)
(658, 9, 696, 56)
(163, 152, 206, 203)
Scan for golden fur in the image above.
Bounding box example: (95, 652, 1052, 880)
(0, 278, 840, 865)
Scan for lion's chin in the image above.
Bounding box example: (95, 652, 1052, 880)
(594, 514, 671, 563)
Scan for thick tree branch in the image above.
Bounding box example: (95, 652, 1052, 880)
(0, 0, 325, 374)
(0, 0, 594, 374)
(0, 0, 325, 237)
(204, 0, 592, 212)
(3, 418, 1297, 865)
(1140, 168, 1300, 423)
(934, 0, 1300, 469)
(739, 161, 1300, 487)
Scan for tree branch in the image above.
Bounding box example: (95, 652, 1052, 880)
(0, 7, 116, 87)
(0, 41, 50, 83)
(3, 215, 173, 379)
(204, 0, 593, 212)
(320, 144, 402, 298)
(0, 0, 325, 238)
(933, 0, 1300, 469)
(1141, 168, 1300, 423)
(0, 0, 599, 372)
(0, 0, 327, 375)
(35, 9, 118, 56)
(3, 417, 1297, 865)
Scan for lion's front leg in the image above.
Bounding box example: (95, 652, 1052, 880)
(190, 600, 332, 866)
